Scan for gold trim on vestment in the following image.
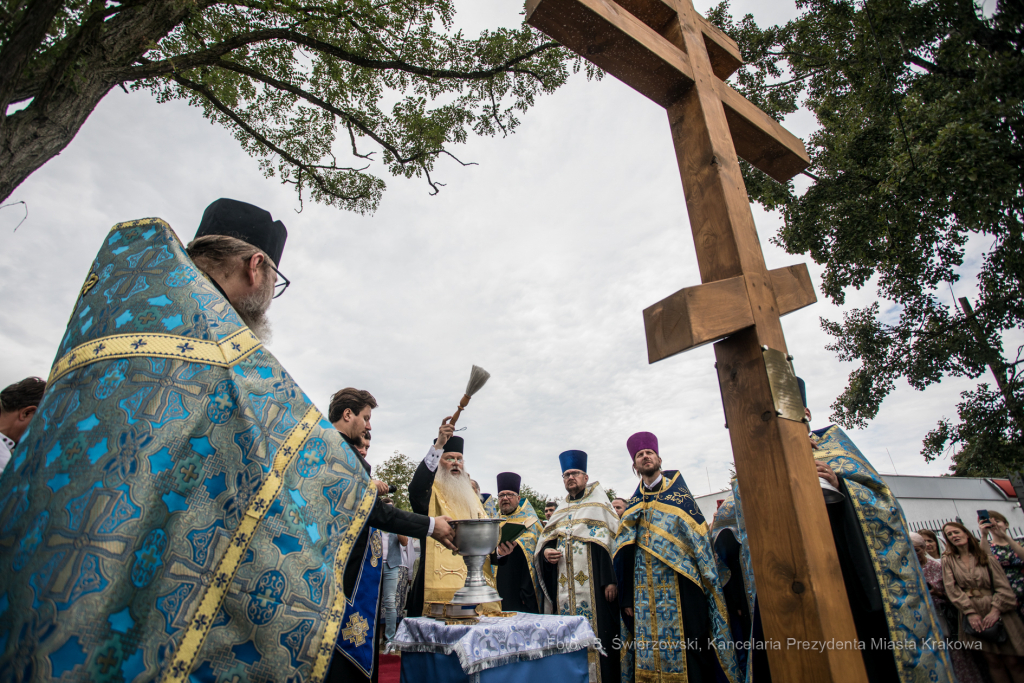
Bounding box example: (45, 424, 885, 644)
(161, 405, 336, 682)
(541, 517, 616, 554)
(627, 501, 707, 535)
(49, 327, 262, 383)
(634, 525, 733, 638)
(636, 671, 690, 683)
(645, 552, 662, 675)
(312, 487, 377, 682)
(560, 501, 616, 513)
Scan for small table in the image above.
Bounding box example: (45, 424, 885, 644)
(387, 613, 602, 683)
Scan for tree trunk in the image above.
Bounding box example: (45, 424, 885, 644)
(0, 1, 207, 203)
(0, 81, 117, 202)
(959, 296, 1024, 432)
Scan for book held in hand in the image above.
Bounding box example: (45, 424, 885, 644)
(499, 522, 526, 545)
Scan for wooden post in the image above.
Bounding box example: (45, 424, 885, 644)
(525, 0, 870, 680)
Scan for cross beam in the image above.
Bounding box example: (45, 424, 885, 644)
(526, 1, 869, 681)
(527, 0, 810, 182)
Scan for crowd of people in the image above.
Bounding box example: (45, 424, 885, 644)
(909, 511, 1024, 683)
(0, 197, 1022, 683)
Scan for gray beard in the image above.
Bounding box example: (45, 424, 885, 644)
(435, 466, 484, 520)
(234, 288, 273, 343)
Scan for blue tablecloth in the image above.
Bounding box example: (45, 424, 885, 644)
(398, 649, 588, 683)
(387, 613, 601, 678)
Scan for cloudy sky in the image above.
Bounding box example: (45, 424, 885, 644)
(0, 0, 1000, 503)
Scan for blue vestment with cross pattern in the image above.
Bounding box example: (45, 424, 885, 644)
(0, 218, 373, 683)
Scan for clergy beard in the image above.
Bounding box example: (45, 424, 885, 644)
(234, 274, 274, 342)
(637, 462, 661, 478)
(435, 466, 483, 520)
(635, 454, 662, 478)
(565, 482, 584, 497)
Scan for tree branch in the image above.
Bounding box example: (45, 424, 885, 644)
(903, 52, 971, 78)
(209, 58, 448, 166)
(171, 73, 370, 204)
(488, 84, 508, 137)
(32, 0, 116, 110)
(423, 166, 444, 195)
(346, 123, 375, 160)
(438, 150, 477, 168)
(0, 0, 65, 113)
(760, 68, 823, 89)
(124, 28, 560, 84)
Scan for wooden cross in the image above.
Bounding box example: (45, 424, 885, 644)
(526, 0, 868, 681)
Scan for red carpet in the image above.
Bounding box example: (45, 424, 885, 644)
(379, 654, 402, 683)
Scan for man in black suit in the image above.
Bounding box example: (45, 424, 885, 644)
(325, 388, 455, 683)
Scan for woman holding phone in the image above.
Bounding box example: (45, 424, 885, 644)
(981, 510, 1024, 619)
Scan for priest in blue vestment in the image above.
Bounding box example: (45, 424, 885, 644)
(718, 379, 955, 683)
(711, 489, 771, 682)
(490, 471, 544, 613)
(804, 382, 953, 683)
(0, 199, 401, 683)
(613, 432, 741, 683)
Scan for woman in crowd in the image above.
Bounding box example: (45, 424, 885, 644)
(920, 528, 943, 560)
(913, 532, 985, 683)
(981, 511, 1024, 619)
(914, 532, 950, 628)
(943, 521, 1024, 682)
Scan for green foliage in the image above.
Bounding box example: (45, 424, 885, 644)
(375, 450, 417, 512)
(923, 379, 1024, 476)
(709, 0, 1024, 473)
(605, 487, 618, 502)
(520, 483, 553, 516)
(4, 0, 594, 210)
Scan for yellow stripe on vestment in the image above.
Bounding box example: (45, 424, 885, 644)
(160, 405, 322, 683)
(48, 327, 262, 382)
(311, 486, 377, 683)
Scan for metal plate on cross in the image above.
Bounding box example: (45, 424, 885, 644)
(762, 347, 804, 422)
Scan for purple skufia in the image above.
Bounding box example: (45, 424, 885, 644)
(496, 471, 521, 494)
(627, 432, 658, 459)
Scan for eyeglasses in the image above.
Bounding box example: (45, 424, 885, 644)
(562, 471, 584, 479)
(246, 255, 290, 299)
(497, 493, 517, 499)
(269, 263, 290, 299)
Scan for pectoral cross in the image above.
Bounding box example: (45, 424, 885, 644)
(526, 1, 866, 680)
